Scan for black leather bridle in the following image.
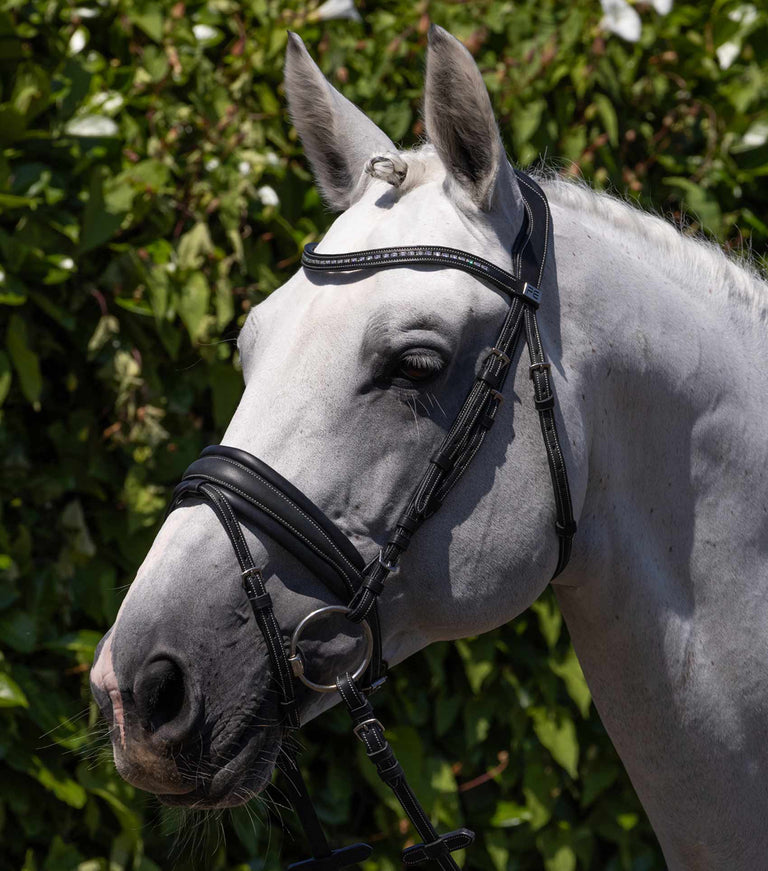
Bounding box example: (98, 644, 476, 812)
(168, 170, 576, 870)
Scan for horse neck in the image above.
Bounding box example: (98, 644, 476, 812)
(548, 197, 768, 865)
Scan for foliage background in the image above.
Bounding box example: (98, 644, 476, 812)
(1, 0, 767, 869)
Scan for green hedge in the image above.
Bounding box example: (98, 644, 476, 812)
(1, 1, 767, 869)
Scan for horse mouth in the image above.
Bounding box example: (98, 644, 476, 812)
(103, 690, 285, 810)
(155, 724, 283, 809)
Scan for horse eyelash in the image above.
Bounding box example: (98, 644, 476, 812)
(399, 352, 444, 373)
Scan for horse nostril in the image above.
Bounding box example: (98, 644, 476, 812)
(134, 658, 188, 736)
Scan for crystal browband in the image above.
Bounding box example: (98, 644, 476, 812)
(301, 243, 541, 306)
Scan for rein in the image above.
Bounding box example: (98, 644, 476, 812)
(168, 169, 575, 869)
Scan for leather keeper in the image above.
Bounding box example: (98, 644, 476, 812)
(477, 367, 503, 390)
(388, 528, 412, 550)
(534, 393, 555, 411)
(402, 829, 475, 866)
(246, 590, 273, 611)
(555, 519, 578, 537)
(375, 758, 404, 786)
(397, 515, 419, 533)
(430, 449, 454, 473)
(362, 575, 385, 596)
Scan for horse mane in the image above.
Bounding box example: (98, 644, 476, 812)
(367, 145, 768, 317)
(536, 170, 768, 317)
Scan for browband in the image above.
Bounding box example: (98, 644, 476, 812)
(302, 243, 541, 306)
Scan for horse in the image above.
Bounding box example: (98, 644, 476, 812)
(90, 25, 768, 871)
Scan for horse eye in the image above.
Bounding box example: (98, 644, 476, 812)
(396, 352, 444, 384)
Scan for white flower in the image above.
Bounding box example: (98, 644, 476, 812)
(68, 27, 87, 54)
(238, 160, 251, 176)
(74, 7, 99, 18)
(716, 40, 740, 70)
(728, 4, 757, 26)
(265, 152, 280, 167)
(192, 24, 219, 42)
(64, 115, 119, 137)
(740, 121, 768, 149)
(316, 0, 362, 22)
(91, 91, 123, 114)
(60, 257, 75, 270)
(102, 93, 123, 113)
(600, 0, 641, 42)
(650, 0, 673, 13)
(166, 262, 177, 273)
(205, 157, 220, 172)
(257, 186, 279, 207)
(0, 268, 5, 283)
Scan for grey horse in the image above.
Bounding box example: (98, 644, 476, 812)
(91, 26, 768, 871)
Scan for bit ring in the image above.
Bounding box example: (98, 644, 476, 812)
(287, 605, 374, 694)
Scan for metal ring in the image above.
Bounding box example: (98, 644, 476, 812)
(288, 605, 374, 694)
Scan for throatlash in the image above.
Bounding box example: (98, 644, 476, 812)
(168, 169, 575, 871)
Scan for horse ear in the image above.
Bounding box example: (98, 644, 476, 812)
(285, 32, 396, 211)
(424, 25, 517, 212)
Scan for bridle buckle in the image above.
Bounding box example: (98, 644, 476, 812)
(352, 717, 383, 740)
(378, 549, 399, 574)
(488, 347, 510, 366)
(288, 652, 305, 678)
(529, 361, 551, 377)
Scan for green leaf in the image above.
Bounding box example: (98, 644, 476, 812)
(0, 350, 12, 406)
(178, 222, 214, 270)
(550, 646, 591, 718)
(663, 177, 723, 233)
(209, 362, 242, 427)
(0, 271, 28, 305)
(6, 313, 42, 407)
(80, 169, 127, 253)
(523, 756, 559, 830)
(489, 800, 533, 828)
(123, 466, 166, 531)
(593, 93, 619, 147)
(42, 630, 102, 658)
(581, 762, 619, 807)
(129, 6, 164, 42)
(8, 751, 87, 808)
(531, 707, 579, 778)
(0, 608, 37, 652)
(177, 272, 211, 341)
(531, 592, 562, 649)
(434, 694, 462, 737)
(0, 671, 29, 707)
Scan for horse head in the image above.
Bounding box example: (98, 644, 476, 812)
(90, 26, 583, 810)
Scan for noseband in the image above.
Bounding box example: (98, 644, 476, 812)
(168, 170, 575, 870)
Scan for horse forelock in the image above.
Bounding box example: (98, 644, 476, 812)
(363, 144, 444, 194)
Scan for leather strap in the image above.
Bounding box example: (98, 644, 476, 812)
(302, 243, 541, 307)
(278, 752, 373, 871)
(170, 450, 386, 690)
(345, 170, 575, 629)
(524, 308, 576, 577)
(336, 673, 474, 870)
(192, 482, 301, 729)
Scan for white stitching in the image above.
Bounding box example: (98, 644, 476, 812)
(210, 456, 361, 577)
(191, 471, 358, 595)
